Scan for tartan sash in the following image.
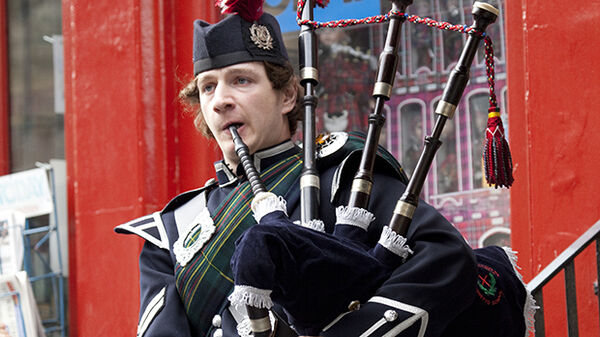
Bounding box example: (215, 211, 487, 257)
(174, 153, 302, 336)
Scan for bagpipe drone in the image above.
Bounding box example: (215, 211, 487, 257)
(221, 0, 531, 336)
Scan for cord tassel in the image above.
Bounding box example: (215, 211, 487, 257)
(482, 36, 513, 188)
(484, 108, 513, 188)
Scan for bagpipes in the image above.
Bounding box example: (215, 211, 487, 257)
(225, 0, 530, 336)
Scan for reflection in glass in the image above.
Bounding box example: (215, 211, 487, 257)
(476, 4, 504, 65)
(409, 0, 435, 76)
(502, 88, 509, 139)
(8, 0, 64, 172)
(439, 0, 465, 71)
(469, 92, 488, 189)
(7, 2, 64, 334)
(400, 103, 425, 177)
(316, 26, 377, 134)
(433, 100, 459, 194)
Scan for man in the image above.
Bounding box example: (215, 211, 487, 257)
(116, 6, 532, 337)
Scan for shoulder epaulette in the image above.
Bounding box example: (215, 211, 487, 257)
(114, 179, 218, 249)
(115, 212, 170, 250)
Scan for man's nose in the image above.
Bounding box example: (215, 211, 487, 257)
(213, 84, 234, 112)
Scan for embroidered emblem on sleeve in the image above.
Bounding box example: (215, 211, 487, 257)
(250, 24, 273, 50)
(173, 207, 216, 267)
(476, 263, 503, 305)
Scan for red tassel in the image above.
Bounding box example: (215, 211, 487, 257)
(483, 108, 514, 188)
(216, 0, 265, 22)
(482, 36, 513, 188)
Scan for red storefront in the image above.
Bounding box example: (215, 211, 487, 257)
(61, 1, 221, 336)
(1, 0, 599, 336)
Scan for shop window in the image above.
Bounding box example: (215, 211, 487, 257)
(408, 0, 436, 77)
(269, 0, 510, 249)
(468, 91, 489, 189)
(502, 87, 509, 139)
(6, 0, 65, 335)
(438, 0, 465, 72)
(432, 99, 460, 194)
(316, 26, 376, 134)
(381, 104, 393, 151)
(475, 0, 505, 66)
(399, 101, 426, 178)
(7, 0, 64, 173)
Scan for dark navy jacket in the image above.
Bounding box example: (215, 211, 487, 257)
(116, 134, 478, 337)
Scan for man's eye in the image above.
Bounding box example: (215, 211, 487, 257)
(202, 84, 215, 93)
(236, 77, 249, 85)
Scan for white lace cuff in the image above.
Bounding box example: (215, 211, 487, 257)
(335, 206, 375, 231)
(251, 192, 288, 223)
(228, 285, 274, 309)
(301, 219, 326, 232)
(378, 226, 414, 261)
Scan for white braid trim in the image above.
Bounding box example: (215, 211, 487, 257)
(378, 226, 414, 261)
(301, 219, 326, 232)
(501, 247, 538, 337)
(251, 192, 288, 223)
(335, 206, 375, 231)
(228, 285, 274, 309)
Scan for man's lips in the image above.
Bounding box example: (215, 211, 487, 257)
(223, 122, 243, 131)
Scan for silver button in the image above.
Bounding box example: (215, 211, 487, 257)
(212, 315, 222, 328)
(347, 300, 361, 311)
(384, 310, 398, 322)
(213, 328, 223, 337)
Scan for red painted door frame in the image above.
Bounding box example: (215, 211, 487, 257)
(0, 0, 9, 175)
(507, 0, 600, 336)
(62, 0, 219, 335)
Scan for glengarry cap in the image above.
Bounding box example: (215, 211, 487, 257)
(192, 1, 289, 76)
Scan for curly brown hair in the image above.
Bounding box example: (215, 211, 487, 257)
(178, 61, 303, 138)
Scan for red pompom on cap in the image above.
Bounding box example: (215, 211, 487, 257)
(217, 0, 265, 22)
(315, 0, 330, 8)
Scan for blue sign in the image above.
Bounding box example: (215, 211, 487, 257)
(266, 0, 382, 33)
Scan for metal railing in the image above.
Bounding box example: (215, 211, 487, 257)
(526, 219, 600, 337)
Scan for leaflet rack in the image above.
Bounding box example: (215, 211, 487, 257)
(21, 163, 66, 337)
(0, 290, 27, 336)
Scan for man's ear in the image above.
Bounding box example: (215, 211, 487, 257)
(281, 82, 297, 115)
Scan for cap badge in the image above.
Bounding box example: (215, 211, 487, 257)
(249, 23, 273, 50)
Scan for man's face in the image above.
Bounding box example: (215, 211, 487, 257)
(196, 62, 296, 166)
